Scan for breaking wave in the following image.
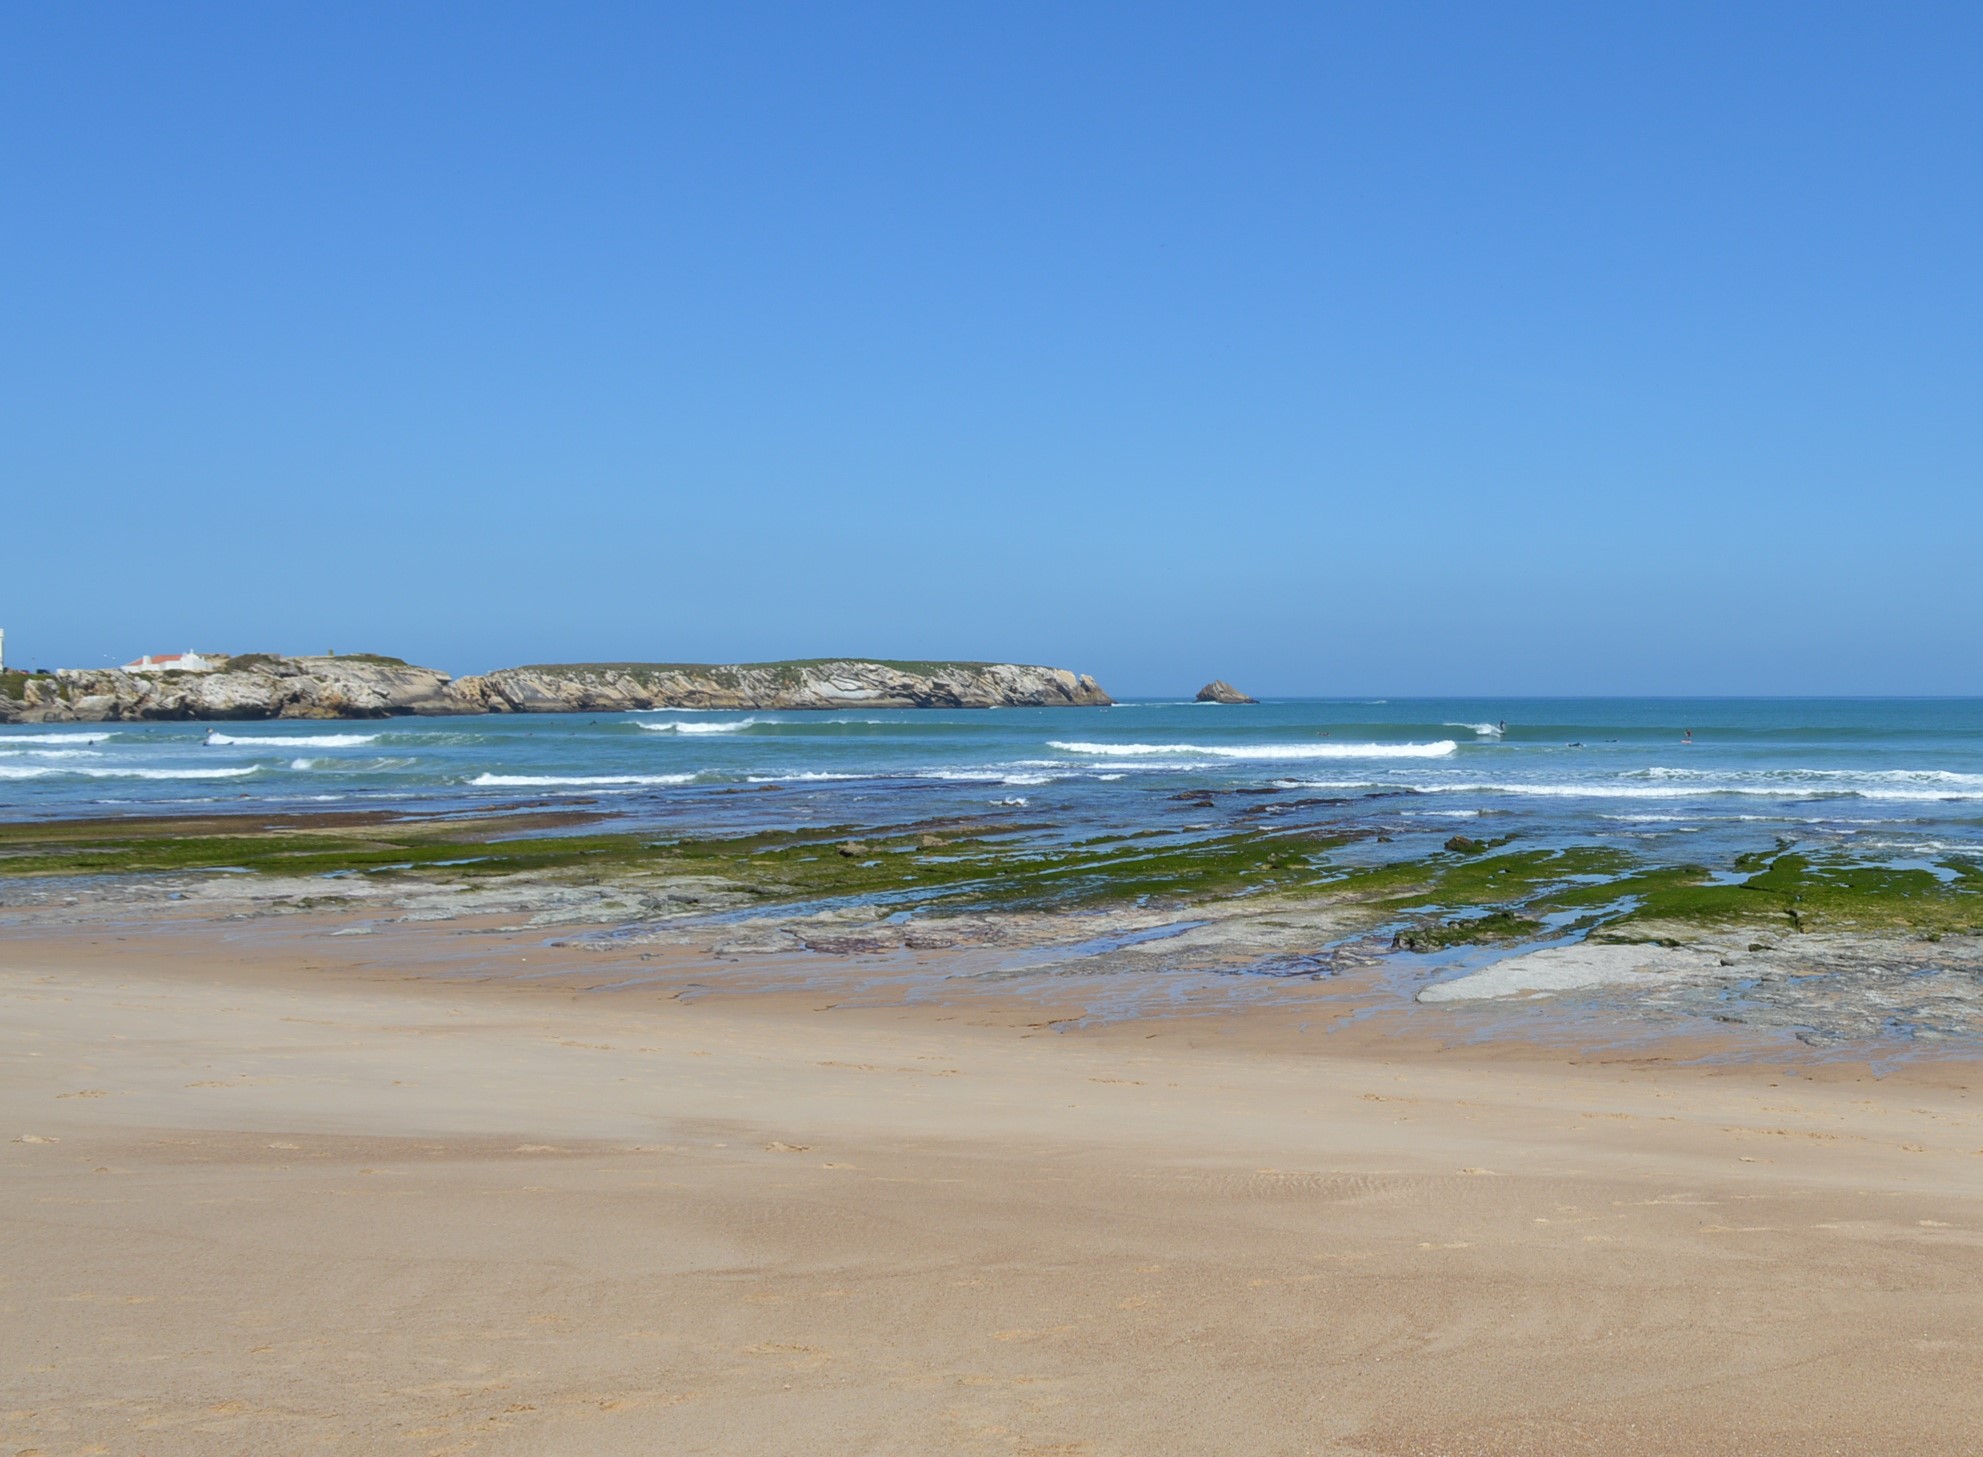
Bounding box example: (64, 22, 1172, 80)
(1048, 740, 1459, 760)
(469, 773, 697, 787)
(745, 771, 869, 783)
(639, 718, 757, 735)
(207, 731, 379, 748)
(0, 765, 261, 781)
(1418, 780, 1983, 803)
(1633, 766, 1983, 789)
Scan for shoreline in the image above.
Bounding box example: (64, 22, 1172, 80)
(6, 802, 1982, 1058)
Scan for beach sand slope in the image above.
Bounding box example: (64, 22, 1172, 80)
(4, 942, 1981, 1456)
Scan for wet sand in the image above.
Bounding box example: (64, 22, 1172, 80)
(4, 911, 1982, 1455)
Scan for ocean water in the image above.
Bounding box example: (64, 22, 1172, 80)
(3, 699, 1982, 864)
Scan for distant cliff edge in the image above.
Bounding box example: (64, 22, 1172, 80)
(457, 660, 1111, 713)
(0, 656, 1112, 722)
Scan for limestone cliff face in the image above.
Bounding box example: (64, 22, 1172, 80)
(0, 656, 459, 723)
(454, 660, 1113, 712)
(0, 656, 1111, 722)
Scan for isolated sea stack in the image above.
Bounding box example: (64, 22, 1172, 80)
(1195, 679, 1257, 705)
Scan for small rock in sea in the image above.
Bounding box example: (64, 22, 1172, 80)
(1444, 835, 1483, 853)
(837, 840, 869, 858)
(1195, 679, 1258, 705)
(917, 833, 947, 849)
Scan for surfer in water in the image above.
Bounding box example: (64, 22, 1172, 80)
(1682, 728, 1694, 745)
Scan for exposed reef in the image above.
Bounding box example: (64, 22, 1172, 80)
(0, 655, 1111, 723)
(5, 810, 1980, 1046)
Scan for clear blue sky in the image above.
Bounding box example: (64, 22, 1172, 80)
(3, 3, 1978, 695)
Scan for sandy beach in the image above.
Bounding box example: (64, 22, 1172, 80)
(13, 0, 1982, 1448)
(5, 908, 1981, 1457)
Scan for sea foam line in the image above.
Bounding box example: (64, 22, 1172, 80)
(639, 718, 757, 735)
(0, 765, 261, 781)
(745, 771, 870, 783)
(1049, 740, 1459, 761)
(208, 731, 379, 748)
(1417, 781, 1983, 803)
(470, 773, 697, 787)
(1635, 765, 1983, 788)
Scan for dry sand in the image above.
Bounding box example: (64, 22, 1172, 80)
(4, 915, 1982, 1456)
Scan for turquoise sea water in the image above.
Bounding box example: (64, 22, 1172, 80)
(4, 699, 1982, 863)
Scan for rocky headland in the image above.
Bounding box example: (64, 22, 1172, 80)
(0, 655, 1112, 722)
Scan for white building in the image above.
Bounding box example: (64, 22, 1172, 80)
(123, 651, 221, 674)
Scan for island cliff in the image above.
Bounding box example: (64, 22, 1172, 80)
(0, 656, 1111, 723)
(457, 660, 1111, 712)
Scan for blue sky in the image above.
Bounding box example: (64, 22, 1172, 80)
(3, 3, 1978, 695)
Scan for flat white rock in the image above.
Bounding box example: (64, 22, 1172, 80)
(1417, 942, 1722, 1003)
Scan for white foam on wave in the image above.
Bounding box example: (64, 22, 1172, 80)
(1637, 765, 1983, 789)
(470, 773, 696, 787)
(1420, 780, 1983, 803)
(639, 718, 757, 735)
(0, 765, 261, 781)
(208, 732, 378, 748)
(1048, 740, 1459, 761)
(1446, 722, 1504, 737)
(745, 771, 870, 783)
(0, 732, 121, 744)
(0, 747, 103, 760)
(920, 769, 1059, 786)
